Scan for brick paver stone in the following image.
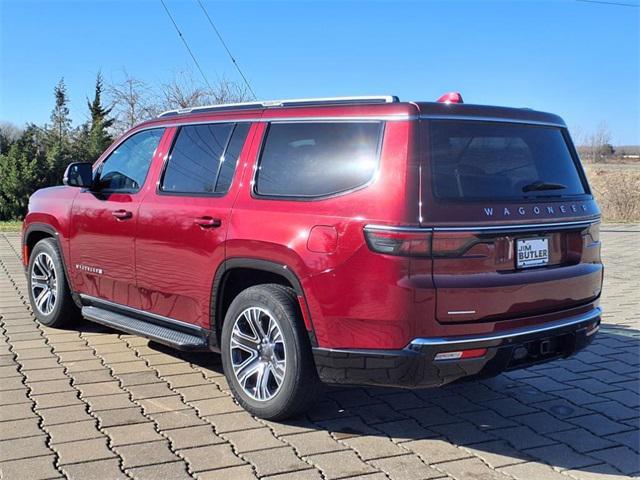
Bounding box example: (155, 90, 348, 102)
(178, 443, 246, 472)
(283, 430, 346, 456)
(126, 461, 192, 480)
(52, 437, 116, 465)
(115, 440, 181, 469)
(0, 455, 61, 480)
(0, 435, 51, 462)
(223, 427, 286, 453)
(304, 450, 375, 479)
(60, 458, 128, 480)
(243, 446, 314, 477)
(369, 454, 442, 480)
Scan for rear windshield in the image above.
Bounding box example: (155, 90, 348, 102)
(427, 121, 587, 201)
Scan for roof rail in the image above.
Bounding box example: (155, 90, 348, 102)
(157, 95, 399, 118)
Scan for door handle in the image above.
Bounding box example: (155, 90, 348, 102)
(112, 209, 133, 220)
(194, 216, 222, 228)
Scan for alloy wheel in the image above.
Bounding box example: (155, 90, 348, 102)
(30, 252, 58, 316)
(229, 307, 286, 401)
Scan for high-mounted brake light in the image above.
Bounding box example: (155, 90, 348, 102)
(437, 92, 464, 104)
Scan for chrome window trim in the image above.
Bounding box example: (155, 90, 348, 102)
(420, 115, 566, 128)
(365, 218, 600, 233)
(409, 307, 601, 347)
(132, 115, 413, 134)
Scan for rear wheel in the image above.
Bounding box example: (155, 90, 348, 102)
(221, 284, 320, 420)
(27, 238, 79, 328)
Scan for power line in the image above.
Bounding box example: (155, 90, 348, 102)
(196, 0, 258, 100)
(576, 0, 639, 7)
(159, 0, 213, 90)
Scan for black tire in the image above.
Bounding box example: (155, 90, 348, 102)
(221, 284, 320, 420)
(27, 238, 80, 328)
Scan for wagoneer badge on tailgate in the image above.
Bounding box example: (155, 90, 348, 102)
(483, 204, 589, 217)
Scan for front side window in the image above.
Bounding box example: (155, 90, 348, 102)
(255, 122, 383, 198)
(160, 123, 248, 194)
(427, 121, 588, 201)
(96, 129, 164, 192)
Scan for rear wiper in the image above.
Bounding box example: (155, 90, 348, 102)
(522, 181, 567, 193)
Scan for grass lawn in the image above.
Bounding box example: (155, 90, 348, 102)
(0, 221, 22, 232)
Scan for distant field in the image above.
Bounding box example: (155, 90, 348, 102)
(585, 162, 640, 223)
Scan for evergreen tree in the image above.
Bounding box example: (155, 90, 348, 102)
(45, 78, 73, 184)
(49, 78, 71, 145)
(86, 72, 114, 160)
(0, 126, 48, 220)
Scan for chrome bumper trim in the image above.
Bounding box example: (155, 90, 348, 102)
(409, 308, 601, 347)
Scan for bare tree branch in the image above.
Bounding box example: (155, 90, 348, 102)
(106, 70, 159, 134)
(106, 68, 254, 134)
(160, 70, 252, 111)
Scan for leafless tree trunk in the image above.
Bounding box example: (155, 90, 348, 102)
(107, 70, 158, 134)
(586, 121, 612, 163)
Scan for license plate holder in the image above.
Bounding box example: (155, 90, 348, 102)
(516, 237, 549, 269)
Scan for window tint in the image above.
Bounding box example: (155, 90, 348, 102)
(161, 124, 234, 194)
(216, 123, 250, 193)
(96, 129, 163, 192)
(427, 121, 587, 201)
(255, 122, 382, 197)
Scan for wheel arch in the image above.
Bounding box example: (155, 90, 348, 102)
(24, 223, 61, 266)
(211, 258, 317, 349)
(23, 223, 79, 305)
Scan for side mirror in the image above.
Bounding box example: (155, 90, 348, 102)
(63, 162, 94, 188)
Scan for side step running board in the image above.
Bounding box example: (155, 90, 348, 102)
(82, 305, 209, 351)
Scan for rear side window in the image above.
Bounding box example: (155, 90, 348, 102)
(255, 122, 383, 198)
(161, 123, 248, 195)
(427, 121, 587, 201)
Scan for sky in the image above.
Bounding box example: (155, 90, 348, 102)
(1, 0, 638, 144)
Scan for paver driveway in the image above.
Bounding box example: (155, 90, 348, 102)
(1, 227, 638, 480)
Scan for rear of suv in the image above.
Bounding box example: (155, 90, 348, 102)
(22, 94, 603, 419)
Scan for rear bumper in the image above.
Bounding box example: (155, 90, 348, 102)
(312, 307, 601, 388)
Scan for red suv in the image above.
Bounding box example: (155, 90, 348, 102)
(22, 94, 603, 419)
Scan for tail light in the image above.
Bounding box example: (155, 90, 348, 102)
(431, 231, 480, 257)
(364, 226, 483, 258)
(364, 227, 431, 257)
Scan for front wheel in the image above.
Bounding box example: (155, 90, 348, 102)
(221, 284, 320, 420)
(27, 238, 79, 328)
